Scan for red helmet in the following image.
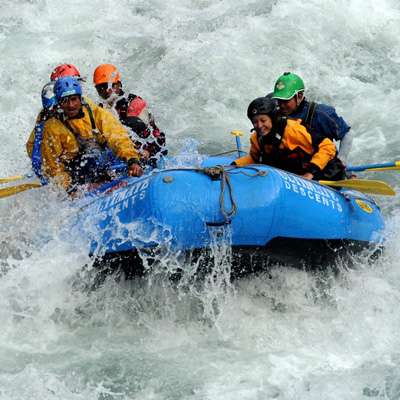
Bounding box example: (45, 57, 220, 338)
(50, 64, 81, 81)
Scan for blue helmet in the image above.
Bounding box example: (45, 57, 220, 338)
(41, 81, 57, 109)
(54, 76, 82, 101)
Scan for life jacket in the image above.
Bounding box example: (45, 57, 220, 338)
(300, 101, 317, 138)
(257, 116, 310, 174)
(297, 101, 346, 179)
(291, 99, 350, 143)
(59, 103, 119, 185)
(113, 92, 168, 167)
(257, 116, 345, 180)
(31, 109, 55, 184)
(31, 122, 48, 184)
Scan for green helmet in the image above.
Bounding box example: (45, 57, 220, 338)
(272, 72, 304, 100)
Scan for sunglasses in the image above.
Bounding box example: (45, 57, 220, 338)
(59, 95, 81, 105)
(95, 83, 111, 93)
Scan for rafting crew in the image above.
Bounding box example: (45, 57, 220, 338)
(33, 64, 84, 127)
(26, 76, 144, 193)
(25, 64, 349, 192)
(271, 72, 352, 164)
(28, 64, 87, 185)
(93, 63, 167, 168)
(35, 63, 86, 124)
(233, 96, 346, 181)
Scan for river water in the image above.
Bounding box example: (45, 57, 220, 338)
(1, 0, 400, 399)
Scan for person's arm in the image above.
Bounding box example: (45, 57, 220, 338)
(314, 103, 350, 140)
(95, 106, 140, 160)
(234, 154, 256, 166)
(124, 116, 147, 133)
(94, 105, 143, 176)
(300, 138, 337, 179)
(284, 120, 336, 179)
(234, 133, 260, 166)
(309, 137, 337, 172)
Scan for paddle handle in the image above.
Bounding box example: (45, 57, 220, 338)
(231, 130, 244, 157)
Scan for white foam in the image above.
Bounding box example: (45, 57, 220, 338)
(1, 0, 400, 398)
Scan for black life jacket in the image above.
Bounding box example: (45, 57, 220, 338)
(100, 92, 168, 167)
(300, 101, 317, 142)
(257, 116, 312, 175)
(255, 103, 347, 180)
(114, 93, 168, 166)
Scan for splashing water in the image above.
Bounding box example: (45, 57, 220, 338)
(1, 0, 400, 398)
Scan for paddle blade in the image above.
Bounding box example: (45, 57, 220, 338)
(319, 179, 396, 196)
(0, 183, 42, 199)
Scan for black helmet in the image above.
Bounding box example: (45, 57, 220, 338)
(247, 97, 276, 120)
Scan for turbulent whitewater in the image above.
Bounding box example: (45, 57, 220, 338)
(1, 0, 400, 399)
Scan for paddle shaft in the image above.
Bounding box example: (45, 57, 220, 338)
(0, 183, 42, 199)
(0, 175, 29, 184)
(347, 161, 400, 172)
(0, 161, 128, 199)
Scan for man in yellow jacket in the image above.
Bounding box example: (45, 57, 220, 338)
(27, 76, 143, 192)
(234, 97, 345, 181)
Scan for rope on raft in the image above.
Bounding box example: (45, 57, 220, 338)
(201, 165, 267, 223)
(80, 164, 268, 222)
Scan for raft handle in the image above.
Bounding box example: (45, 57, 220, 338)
(206, 221, 231, 227)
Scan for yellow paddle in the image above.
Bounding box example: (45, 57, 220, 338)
(319, 179, 396, 196)
(368, 166, 400, 172)
(0, 175, 27, 184)
(0, 182, 42, 199)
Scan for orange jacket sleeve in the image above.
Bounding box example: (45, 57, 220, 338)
(234, 133, 260, 166)
(310, 137, 337, 170)
(283, 120, 336, 171)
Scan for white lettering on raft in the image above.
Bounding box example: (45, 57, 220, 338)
(96, 179, 149, 213)
(280, 171, 343, 213)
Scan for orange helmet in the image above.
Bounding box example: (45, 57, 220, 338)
(93, 64, 121, 85)
(50, 64, 81, 81)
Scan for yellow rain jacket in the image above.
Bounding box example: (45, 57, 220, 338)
(235, 118, 337, 175)
(26, 98, 140, 189)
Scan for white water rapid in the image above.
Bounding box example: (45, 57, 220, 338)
(1, 0, 400, 399)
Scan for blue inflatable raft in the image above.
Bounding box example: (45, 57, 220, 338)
(76, 157, 385, 275)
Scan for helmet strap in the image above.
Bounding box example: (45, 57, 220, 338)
(295, 92, 304, 107)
